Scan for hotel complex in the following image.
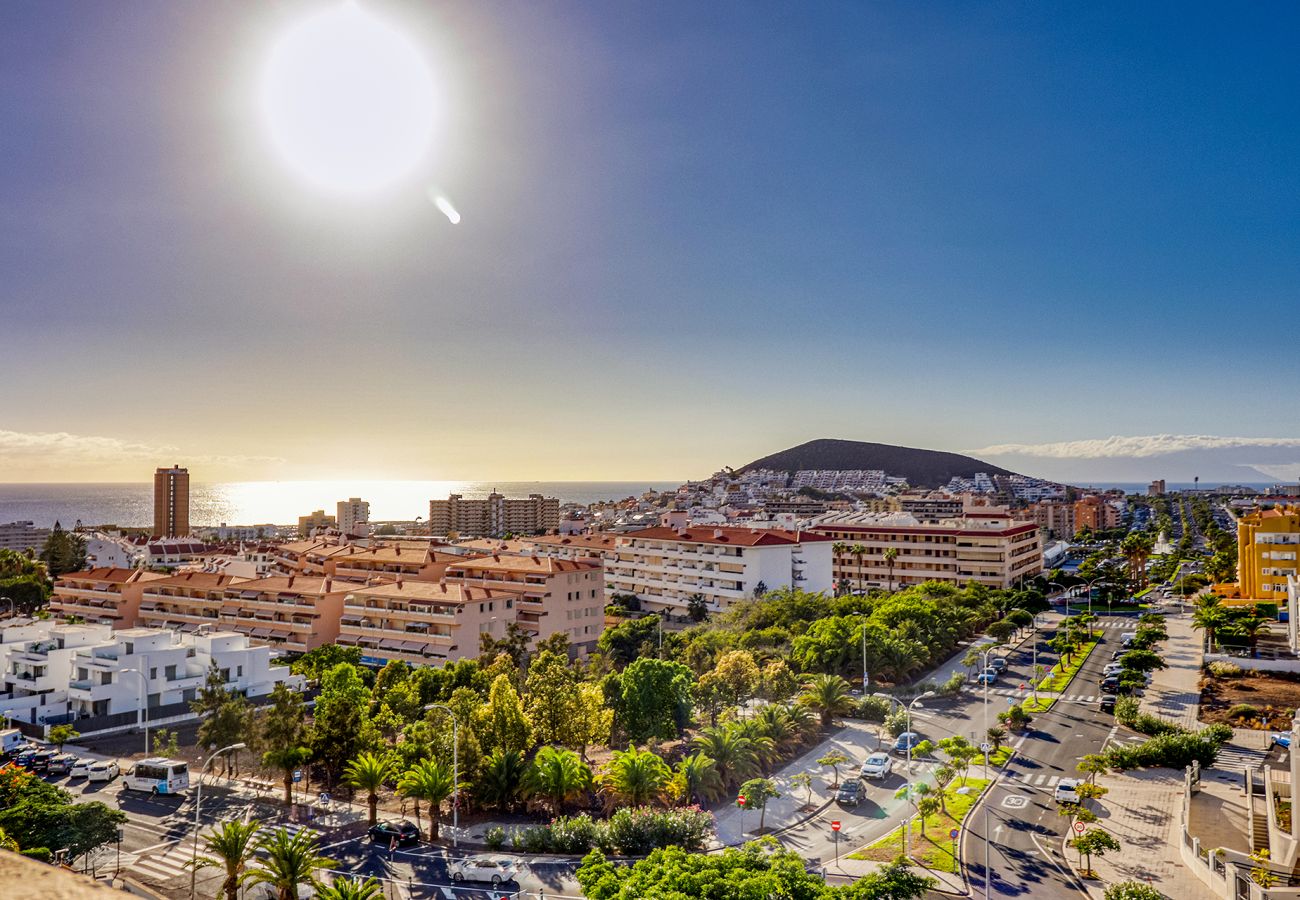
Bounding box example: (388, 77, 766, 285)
(428, 493, 560, 537)
(1234, 505, 1300, 599)
(152, 465, 190, 537)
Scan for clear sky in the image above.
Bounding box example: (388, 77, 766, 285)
(2, 1, 1298, 484)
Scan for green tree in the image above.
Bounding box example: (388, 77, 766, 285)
(709, 650, 761, 709)
(597, 614, 663, 667)
(757, 659, 800, 703)
(478, 622, 532, 668)
(790, 771, 814, 808)
(242, 827, 333, 900)
(605, 658, 693, 744)
(474, 673, 533, 757)
(523, 745, 592, 814)
(672, 752, 724, 806)
(603, 746, 671, 807)
(310, 663, 380, 789)
(523, 650, 580, 747)
(190, 819, 259, 900)
(798, 673, 856, 729)
(192, 661, 255, 776)
(152, 728, 180, 757)
(694, 727, 759, 790)
(38, 523, 86, 577)
(397, 758, 455, 841)
(985, 726, 1007, 752)
(572, 681, 614, 760)
(687, 593, 710, 623)
(475, 749, 526, 812)
(260, 682, 312, 805)
(315, 877, 385, 900)
(343, 752, 392, 827)
(290, 645, 363, 682)
(1077, 754, 1109, 784)
(817, 750, 850, 788)
(47, 724, 79, 750)
(883, 546, 899, 591)
(1067, 827, 1120, 875)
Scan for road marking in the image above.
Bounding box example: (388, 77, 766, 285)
(1002, 795, 1027, 809)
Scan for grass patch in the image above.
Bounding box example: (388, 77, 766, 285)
(848, 777, 991, 873)
(1038, 639, 1100, 693)
(986, 745, 1013, 768)
(1022, 695, 1057, 713)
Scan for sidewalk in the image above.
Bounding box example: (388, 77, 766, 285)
(1139, 610, 1202, 730)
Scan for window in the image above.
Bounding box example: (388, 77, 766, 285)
(237, 665, 243, 677)
(150, 668, 157, 680)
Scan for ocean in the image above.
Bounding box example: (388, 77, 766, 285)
(0, 481, 684, 529)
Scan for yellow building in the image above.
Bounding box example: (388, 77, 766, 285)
(1236, 505, 1300, 600)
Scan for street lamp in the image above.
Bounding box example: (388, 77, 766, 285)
(190, 741, 246, 900)
(1083, 578, 1115, 618)
(873, 691, 935, 771)
(120, 655, 150, 755)
(424, 703, 459, 848)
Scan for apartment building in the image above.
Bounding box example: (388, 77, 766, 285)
(0, 621, 113, 726)
(50, 568, 170, 627)
(298, 510, 336, 537)
(1236, 506, 1300, 600)
(326, 543, 463, 583)
(338, 580, 514, 665)
(1148, 480, 1167, 497)
(1016, 500, 1076, 540)
(153, 466, 190, 537)
(897, 493, 964, 521)
(606, 525, 835, 614)
(445, 555, 606, 651)
(336, 498, 371, 537)
(810, 511, 1042, 590)
(428, 493, 560, 537)
(1073, 495, 1121, 533)
(0, 521, 50, 552)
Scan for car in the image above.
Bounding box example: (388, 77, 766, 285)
(893, 732, 922, 754)
(1271, 733, 1292, 750)
(447, 856, 519, 886)
(989, 658, 1009, 672)
(1112, 650, 1127, 660)
(1099, 696, 1116, 714)
(976, 669, 999, 685)
(1121, 633, 1136, 646)
(69, 759, 94, 779)
(13, 749, 39, 769)
(86, 761, 119, 783)
(29, 749, 58, 772)
(47, 754, 78, 775)
(368, 819, 420, 847)
(1054, 778, 1082, 804)
(1103, 663, 1124, 675)
(836, 779, 864, 806)
(860, 753, 892, 780)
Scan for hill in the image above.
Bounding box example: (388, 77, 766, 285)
(739, 438, 1020, 488)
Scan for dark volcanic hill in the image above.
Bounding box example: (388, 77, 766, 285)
(739, 438, 1020, 489)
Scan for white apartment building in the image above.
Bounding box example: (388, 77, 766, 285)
(0, 621, 113, 726)
(0, 521, 50, 552)
(607, 525, 835, 614)
(336, 498, 371, 538)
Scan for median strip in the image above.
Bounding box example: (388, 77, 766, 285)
(848, 776, 991, 874)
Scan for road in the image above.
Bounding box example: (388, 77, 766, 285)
(963, 617, 1130, 898)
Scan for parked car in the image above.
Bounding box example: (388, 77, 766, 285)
(1271, 733, 1292, 750)
(1054, 778, 1082, 804)
(447, 856, 519, 886)
(976, 669, 999, 685)
(836, 779, 864, 806)
(69, 759, 94, 779)
(47, 754, 78, 775)
(368, 820, 420, 847)
(29, 749, 58, 772)
(86, 761, 120, 783)
(989, 658, 1009, 672)
(893, 732, 922, 754)
(13, 749, 40, 769)
(1099, 696, 1116, 714)
(1111, 650, 1127, 661)
(860, 753, 892, 779)
(1102, 663, 1124, 676)
(1121, 633, 1136, 646)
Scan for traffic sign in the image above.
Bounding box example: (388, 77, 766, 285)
(292, 770, 302, 783)
(949, 828, 959, 839)
(980, 742, 991, 753)
(831, 820, 841, 832)
(1073, 821, 1086, 834)
(737, 795, 746, 807)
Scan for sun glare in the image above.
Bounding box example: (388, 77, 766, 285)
(259, 2, 437, 194)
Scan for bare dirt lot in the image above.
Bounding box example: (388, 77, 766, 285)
(1200, 668, 1300, 730)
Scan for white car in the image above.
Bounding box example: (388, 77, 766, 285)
(86, 761, 120, 783)
(860, 752, 893, 780)
(1102, 663, 1124, 676)
(69, 759, 94, 779)
(1054, 778, 1081, 804)
(448, 856, 518, 886)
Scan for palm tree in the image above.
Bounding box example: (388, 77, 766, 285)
(730, 719, 780, 773)
(315, 876, 385, 900)
(785, 704, 821, 744)
(397, 758, 455, 842)
(883, 546, 899, 592)
(1192, 601, 1230, 651)
(798, 673, 856, 730)
(831, 543, 849, 595)
(603, 746, 671, 807)
(241, 827, 333, 900)
(753, 704, 797, 752)
(264, 745, 313, 808)
(190, 819, 259, 900)
(476, 749, 527, 812)
(693, 726, 758, 790)
(850, 544, 868, 592)
(878, 641, 920, 684)
(522, 746, 591, 815)
(343, 752, 392, 827)
(674, 752, 724, 805)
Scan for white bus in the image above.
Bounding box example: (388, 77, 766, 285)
(124, 757, 190, 795)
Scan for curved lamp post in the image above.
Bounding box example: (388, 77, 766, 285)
(190, 741, 246, 900)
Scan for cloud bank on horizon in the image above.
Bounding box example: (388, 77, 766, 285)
(972, 434, 1300, 484)
(0, 430, 282, 481)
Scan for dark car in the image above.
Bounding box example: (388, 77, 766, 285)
(1099, 696, 1116, 713)
(29, 749, 58, 772)
(368, 819, 420, 847)
(1100, 679, 1133, 696)
(13, 749, 40, 769)
(836, 779, 864, 806)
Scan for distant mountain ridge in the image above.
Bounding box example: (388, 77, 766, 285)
(739, 438, 1020, 489)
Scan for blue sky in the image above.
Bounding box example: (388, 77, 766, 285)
(1, 1, 1298, 483)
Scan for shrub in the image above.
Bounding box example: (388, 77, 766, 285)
(19, 848, 52, 863)
(1104, 879, 1164, 899)
(603, 806, 713, 855)
(549, 813, 601, 855)
(484, 826, 505, 851)
(1227, 703, 1260, 721)
(939, 672, 966, 697)
(857, 696, 892, 723)
(1208, 661, 1243, 677)
(884, 708, 910, 737)
(1103, 727, 1228, 771)
(513, 826, 552, 854)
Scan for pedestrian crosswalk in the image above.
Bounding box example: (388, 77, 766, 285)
(1213, 746, 1272, 770)
(126, 822, 318, 884)
(1095, 618, 1139, 630)
(1003, 770, 1074, 789)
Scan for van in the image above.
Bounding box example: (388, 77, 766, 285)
(0, 729, 27, 757)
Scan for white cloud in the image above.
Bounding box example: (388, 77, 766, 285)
(970, 434, 1300, 460)
(0, 430, 281, 471)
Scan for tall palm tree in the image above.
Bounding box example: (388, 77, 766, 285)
(263, 745, 313, 808)
(190, 819, 259, 900)
(343, 752, 392, 827)
(397, 758, 455, 842)
(522, 746, 591, 815)
(476, 749, 527, 812)
(602, 746, 671, 807)
(850, 544, 868, 592)
(831, 542, 849, 595)
(883, 547, 899, 592)
(798, 673, 856, 730)
(241, 827, 333, 900)
(1192, 602, 1229, 651)
(692, 727, 758, 790)
(315, 877, 385, 900)
(674, 752, 724, 805)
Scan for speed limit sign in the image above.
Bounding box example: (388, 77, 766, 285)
(1073, 821, 1086, 834)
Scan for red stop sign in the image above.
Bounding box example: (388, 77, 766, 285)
(831, 820, 841, 832)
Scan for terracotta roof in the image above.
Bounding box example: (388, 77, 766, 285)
(57, 567, 168, 585)
(224, 575, 343, 595)
(448, 555, 601, 575)
(529, 534, 618, 551)
(142, 572, 254, 589)
(343, 580, 508, 604)
(621, 526, 835, 546)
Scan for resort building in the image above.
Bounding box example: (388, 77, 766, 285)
(0, 521, 50, 553)
(338, 580, 514, 666)
(49, 568, 170, 627)
(298, 510, 336, 537)
(605, 525, 835, 614)
(810, 511, 1042, 590)
(336, 498, 371, 537)
(326, 543, 463, 583)
(153, 465, 190, 538)
(1235, 505, 1300, 600)
(428, 493, 560, 537)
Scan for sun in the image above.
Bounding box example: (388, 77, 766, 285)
(259, 2, 437, 194)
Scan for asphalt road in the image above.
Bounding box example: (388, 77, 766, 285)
(963, 620, 1127, 898)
